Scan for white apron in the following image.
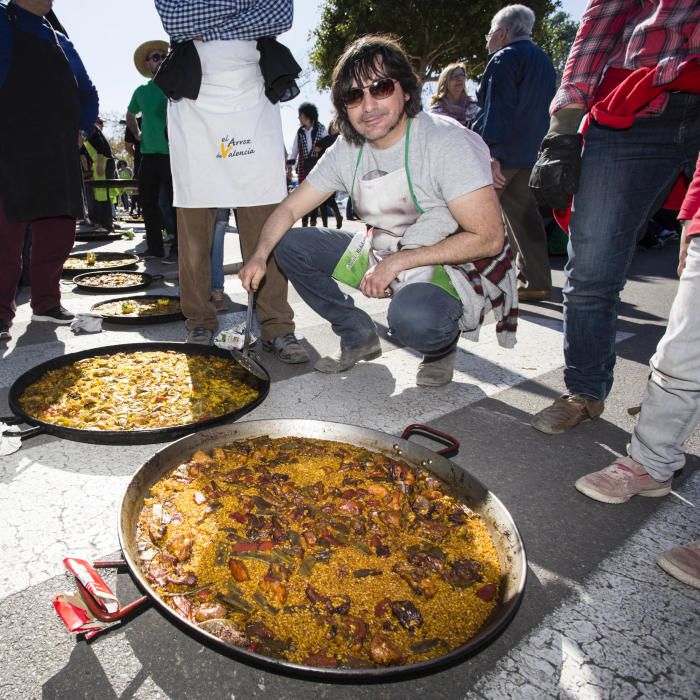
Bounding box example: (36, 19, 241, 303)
(167, 40, 287, 208)
(332, 119, 458, 298)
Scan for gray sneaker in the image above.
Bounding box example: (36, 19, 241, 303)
(314, 336, 381, 373)
(416, 348, 456, 387)
(186, 327, 214, 345)
(0, 321, 10, 341)
(262, 333, 310, 364)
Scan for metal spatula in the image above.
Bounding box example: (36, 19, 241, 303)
(229, 291, 268, 380)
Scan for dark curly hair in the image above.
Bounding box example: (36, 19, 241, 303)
(298, 102, 319, 125)
(331, 34, 422, 146)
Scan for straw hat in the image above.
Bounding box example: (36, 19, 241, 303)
(133, 40, 169, 78)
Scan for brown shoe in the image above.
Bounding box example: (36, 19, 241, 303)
(531, 393, 604, 434)
(211, 289, 230, 312)
(518, 289, 551, 302)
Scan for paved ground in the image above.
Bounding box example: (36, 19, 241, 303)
(0, 220, 698, 699)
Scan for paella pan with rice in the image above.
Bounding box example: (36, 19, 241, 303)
(134, 433, 503, 669)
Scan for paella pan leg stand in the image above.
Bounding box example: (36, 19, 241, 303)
(73, 559, 150, 626)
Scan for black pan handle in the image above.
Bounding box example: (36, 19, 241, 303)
(401, 423, 460, 458)
(0, 417, 43, 441)
(149, 273, 164, 282)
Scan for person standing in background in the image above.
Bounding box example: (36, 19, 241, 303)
(155, 0, 309, 360)
(288, 102, 327, 227)
(127, 39, 176, 259)
(429, 62, 479, 128)
(473, 4, 556, 302)
(0, 0, 99, 340)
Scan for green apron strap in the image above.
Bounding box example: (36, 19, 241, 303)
(404, 118, 423, 214)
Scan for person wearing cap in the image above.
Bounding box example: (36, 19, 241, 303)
(126, 39, 176, 259)
(0, 0, 99, 340)
(154, 0, 310, 356)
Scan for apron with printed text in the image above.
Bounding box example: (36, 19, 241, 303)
(332, 119, 458, 298)
(167, 40, 287, 208)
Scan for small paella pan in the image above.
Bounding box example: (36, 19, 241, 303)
(62, 252, 139, 275)
(90, 294, 183, 324)
(72, 271, 164, 293)
(2, 342, 270, 445)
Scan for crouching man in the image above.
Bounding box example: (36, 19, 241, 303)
(239, 34, 517, 386)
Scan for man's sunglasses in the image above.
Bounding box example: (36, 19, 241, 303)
(147, 53, 166, 62)
(341, 78, 397, 109)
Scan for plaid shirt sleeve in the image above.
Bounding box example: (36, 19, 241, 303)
(552, 0, 700, 114)
(154, 0, 293, 43)
(551, 0, 633, 112)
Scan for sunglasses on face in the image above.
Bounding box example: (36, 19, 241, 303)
(147, 53, 166, 62)
(450, 73, 466, 80)
(342, 78, 397, 109)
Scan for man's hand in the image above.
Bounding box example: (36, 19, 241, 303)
(529, 106, 585, 210)
(239, 256, 268, 292)
(359, 257, 401, 298)
(491, 159, 506, 189)
(678, 221, 690, 278)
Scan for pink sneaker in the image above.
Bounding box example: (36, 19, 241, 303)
(656, 540, 700, 589)
(575, 456, 672, 504)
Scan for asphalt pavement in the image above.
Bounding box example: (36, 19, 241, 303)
(0, 218, 698, 700)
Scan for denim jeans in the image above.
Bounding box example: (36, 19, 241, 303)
(274, 227, 462, 354)
(563, 93, 700, 400)
(210, 208, 228, 291)
(628, 237, 700, 481)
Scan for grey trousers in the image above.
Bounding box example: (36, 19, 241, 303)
(629, 236, 700, 481)
(499, 167, 551, 292)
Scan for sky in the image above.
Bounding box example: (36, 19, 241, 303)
(55, 0, 588, 151)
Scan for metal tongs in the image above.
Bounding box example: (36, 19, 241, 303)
(229, 291, 267, 380)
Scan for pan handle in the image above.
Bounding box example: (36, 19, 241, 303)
(149, 274, 164, 282)
(74, 559, 150, 623)
(401, 423, 460, 458)
(0, 417, 44, 441)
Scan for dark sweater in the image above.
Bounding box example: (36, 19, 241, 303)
(473, 39, 556, 169)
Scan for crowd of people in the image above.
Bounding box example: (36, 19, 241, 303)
(0, 0, 698, 588)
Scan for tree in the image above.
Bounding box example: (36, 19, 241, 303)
(539, 10, 579, 84)
(309, 0, 558, 88)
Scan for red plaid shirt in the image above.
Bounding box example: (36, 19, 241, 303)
(552, 0, 700, 113)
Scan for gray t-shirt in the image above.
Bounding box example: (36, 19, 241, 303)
(306, 110, 493, 248)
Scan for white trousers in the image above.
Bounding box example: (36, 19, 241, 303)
(629, 236, 700, 480)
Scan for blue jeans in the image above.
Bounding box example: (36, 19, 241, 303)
(563, 93, 700, 400)
(210, 208, 229, 291)
(274, 227, 462, 354)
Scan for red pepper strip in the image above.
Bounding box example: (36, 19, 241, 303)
(229, 542, 258, 553)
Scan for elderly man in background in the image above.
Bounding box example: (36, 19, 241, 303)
(473, 4, 556, 302)
(127, 39, 176, 260)
(0, 0, 99, 340)
(154, 0, 309, 360)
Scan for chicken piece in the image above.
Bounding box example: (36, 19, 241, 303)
(166, 532, 194, 562)
(228, 558, 250, 582)
(194, 602, 228, 622)
(370, 633, 403, 665)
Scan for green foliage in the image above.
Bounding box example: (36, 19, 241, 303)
(539, 10, 579, 84)
(309, 0, 560, 88)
